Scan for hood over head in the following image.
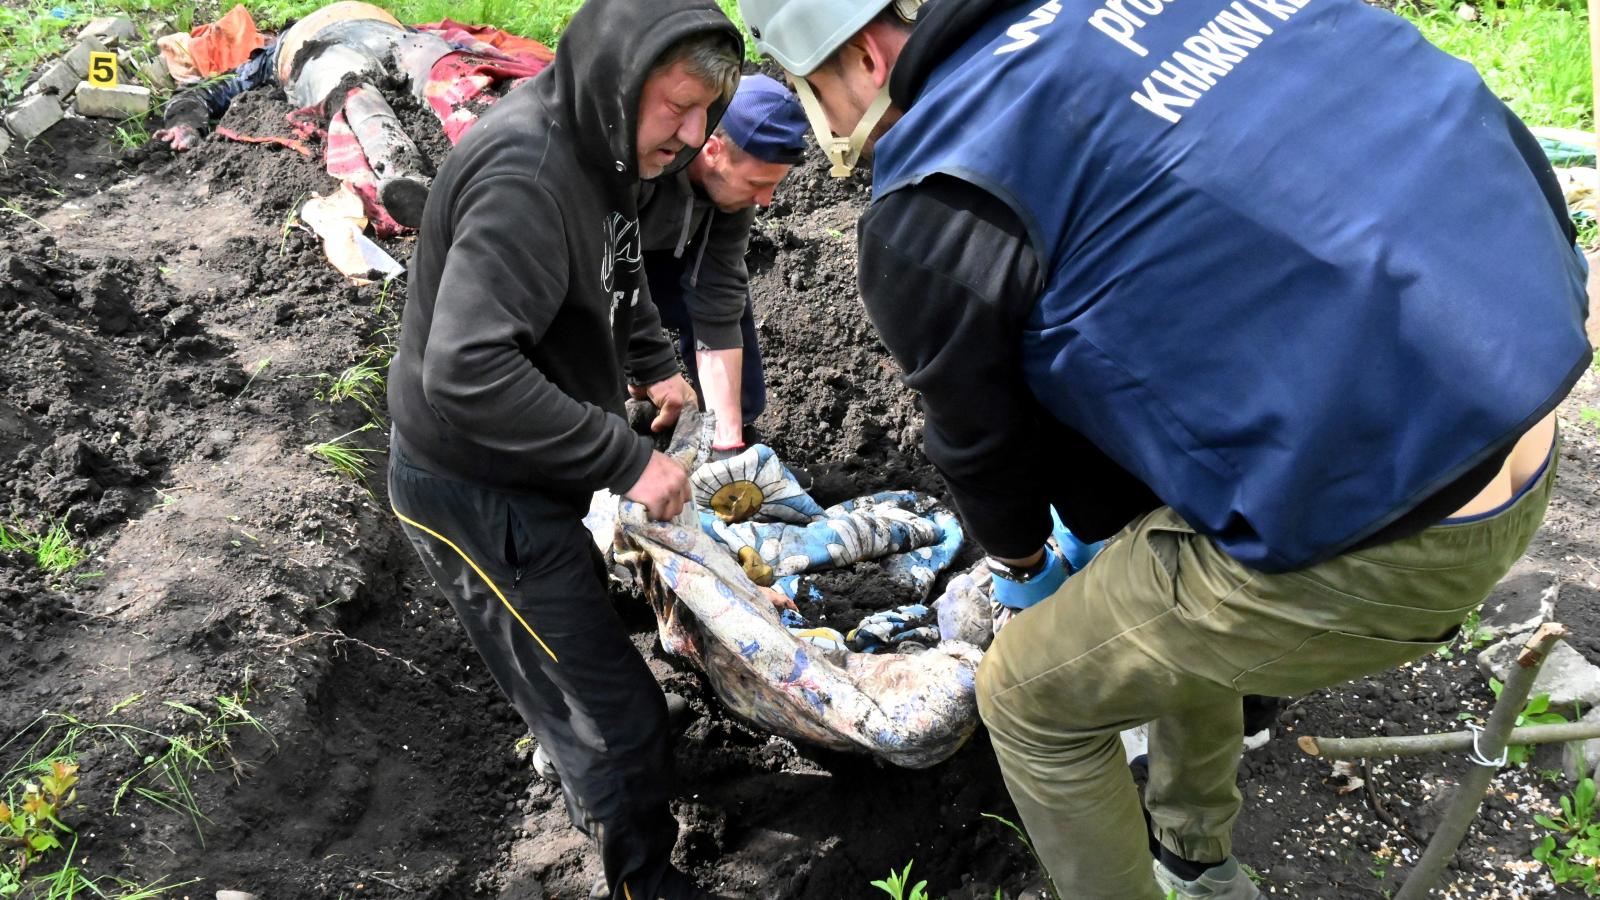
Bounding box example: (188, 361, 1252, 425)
(540, 0, 744, 182)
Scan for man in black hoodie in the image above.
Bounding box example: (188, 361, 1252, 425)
(385, 0, 742, 895)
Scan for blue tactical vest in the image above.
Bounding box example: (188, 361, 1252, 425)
(873, 0, 1590, 572)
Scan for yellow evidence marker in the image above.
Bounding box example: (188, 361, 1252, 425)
(86, 51, 118, 88)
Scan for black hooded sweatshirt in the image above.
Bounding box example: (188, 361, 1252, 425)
(388, 0, 741, 509)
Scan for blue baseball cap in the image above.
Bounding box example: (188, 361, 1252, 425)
(718, 74, 809, 165)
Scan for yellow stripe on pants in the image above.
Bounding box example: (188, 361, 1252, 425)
(392, 504, 559, 663)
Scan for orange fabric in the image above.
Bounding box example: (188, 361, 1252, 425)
(156, 31, 201, 84)
(185, 5, 267, 77)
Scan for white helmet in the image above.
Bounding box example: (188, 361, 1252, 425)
(739, 0, 896, 75)
(737, 0, 921, 176)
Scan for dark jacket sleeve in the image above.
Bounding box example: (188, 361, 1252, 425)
(858, 177, 1055, 558)
(160, 44, 280, 133)
(679, 205, 756, 350)
(625, 276, 683, 385)
(861, 177, 1162, 552)
(421, 175, 653, 494)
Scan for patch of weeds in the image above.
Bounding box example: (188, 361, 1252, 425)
(1534, 774, 1600, 893)
(1577, 214, 1598, 252)
(1436, 608, 1495, 659)
(0, 0, 194, 107)
(2, 685, 272, 865)
(1581, 407, 1600, 432)
(0, 200, 48, 233)
(316, 357, 386, 419)
(1393, 0, 1591, 128)
(112, 112, 150, 150)
(0, 690, 242, 896)
(0, 519, 86, 577)
(0, 759, 78, 879)
(279, 192, 307, 258)
(870, 860, 931, 900)
(1460, 681, 1570, 765)
(235, 357, 272, 403)
(307, 423, 381, 481)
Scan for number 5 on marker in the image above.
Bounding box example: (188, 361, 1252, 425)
(87, 51, 117, 88)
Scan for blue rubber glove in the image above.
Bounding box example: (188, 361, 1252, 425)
(1050, 506, 1106, 573)
(988, 550, 1069, 611)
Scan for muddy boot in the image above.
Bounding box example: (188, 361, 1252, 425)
(531, 693, 694, 787)
(344, 83, 432, 228)
(377, 176, 430, 230)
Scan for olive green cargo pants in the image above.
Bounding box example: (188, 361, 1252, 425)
(976, 453, 1557, 899)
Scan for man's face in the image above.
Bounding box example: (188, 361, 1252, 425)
(637, 59, 723, 179)
(696, 136, 793, 212)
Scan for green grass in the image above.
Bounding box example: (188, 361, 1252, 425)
(316, 357, 386, 419)
(306, 423, 381, 481)
(1, 690, 260, 896)
(1394, 0, 1592, 128)
(247, 0, 756, 57)
(2, 0, 754, 110)
(0, 0, 204, 105)
(0, 520, 86, 577)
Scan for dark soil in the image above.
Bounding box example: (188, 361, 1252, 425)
(1, 55, 1599, 900)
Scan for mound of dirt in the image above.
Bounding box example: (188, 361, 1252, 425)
(1, 54, 1598, 900)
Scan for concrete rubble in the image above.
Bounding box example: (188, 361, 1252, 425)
(75, 83, 152, 119)
(4, 94, 66, 143)
(2, 24, 166, 146)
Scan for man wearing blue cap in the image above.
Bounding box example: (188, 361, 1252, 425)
(640, 74, 809, 456)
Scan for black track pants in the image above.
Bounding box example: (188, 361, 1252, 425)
(388, 441, 687, 900)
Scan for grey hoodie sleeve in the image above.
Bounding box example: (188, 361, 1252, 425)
(420, 175, 653, 494)
(679, 205, 756, 351)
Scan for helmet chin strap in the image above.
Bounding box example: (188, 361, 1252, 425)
(789, 75, 893, 178)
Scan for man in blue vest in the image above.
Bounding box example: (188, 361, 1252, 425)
(737, 0, 1591, 896)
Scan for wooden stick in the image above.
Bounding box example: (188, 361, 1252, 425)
(1393, 623, 1568, 900)
(1299, 721, 1600, 760)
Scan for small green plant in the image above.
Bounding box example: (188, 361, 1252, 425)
(1436, 608, 1495, 659)
(983, 813, 1060, 899)
(0, 199, 47, 232)
(112, 113, 150, 150)
(2, 685, 272, 868)
(279, 192, 307, 257)
(870, 860, 930, 900)
(236, 357, 272, 403)
(1582, 407, 1600, 432)
(307, 424, 381, 480)
(0, 519, 86, 576)
(317, 358, 386, 419)
(1534, 774, 1600, 893)
(1577, 214, 1598, 251)
(0, 759, 78, 878)
(1460, 681, 1571, 765)
(373, 276, 398, 319)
